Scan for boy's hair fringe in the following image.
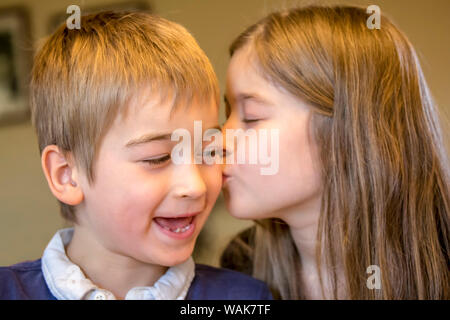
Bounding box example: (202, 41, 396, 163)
(31, 11, 219, 222)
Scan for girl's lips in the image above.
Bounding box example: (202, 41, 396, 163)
(222, 173, 233, 185)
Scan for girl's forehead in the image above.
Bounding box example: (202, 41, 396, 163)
(227, 53, 276, 96)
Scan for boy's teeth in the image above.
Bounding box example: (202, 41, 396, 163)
(162, 224, 191, 233)
(154, 216, 194, 232)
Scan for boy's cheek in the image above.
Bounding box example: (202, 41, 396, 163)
(205, 165, 223, 195)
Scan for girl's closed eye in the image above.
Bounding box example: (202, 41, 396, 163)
(242, 118, 260, 124)
(242, 113, 264, 125)
(241, 101, 269, 125)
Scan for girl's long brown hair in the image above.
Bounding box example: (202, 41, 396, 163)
(229, 6, 450, 299)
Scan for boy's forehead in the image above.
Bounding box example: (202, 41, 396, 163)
(116, 87, 212, 118)
(109, 91, 219, 140)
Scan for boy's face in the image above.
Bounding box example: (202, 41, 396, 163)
(75, 93, 222, 267)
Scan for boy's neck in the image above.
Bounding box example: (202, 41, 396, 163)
(66, 225, 168, 299)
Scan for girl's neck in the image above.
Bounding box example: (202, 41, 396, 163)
(282, 194, 345, 299)
(282, 192, 322, 267)
(280, 192, 330, 299)
(289, 221, 325, 299)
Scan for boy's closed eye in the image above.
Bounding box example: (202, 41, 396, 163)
(140, 145, 223, 168)
(142, 154, 171, 166)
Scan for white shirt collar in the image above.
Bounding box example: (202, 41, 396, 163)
(41, 228, 195, 300)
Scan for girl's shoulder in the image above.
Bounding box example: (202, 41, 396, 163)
(219, 226, 256, 276)
(188, 261, 272, 299)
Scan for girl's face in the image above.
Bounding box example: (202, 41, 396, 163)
(222, 46, 323, 224)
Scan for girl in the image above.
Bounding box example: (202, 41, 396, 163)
(220, 6, 449, 299)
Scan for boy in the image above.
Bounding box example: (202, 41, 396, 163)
(0, 11, 272, 300)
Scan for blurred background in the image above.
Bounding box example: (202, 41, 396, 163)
(0, 0, 449, 267)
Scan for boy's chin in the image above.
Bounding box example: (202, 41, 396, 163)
(153, 245, 195, 267)
(158, 254, 192, 267)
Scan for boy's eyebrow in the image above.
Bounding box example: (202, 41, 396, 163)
(125, 133, 172, 148)
(125, 125, 222, 148)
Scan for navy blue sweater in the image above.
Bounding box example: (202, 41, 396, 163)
(0, 259, 272, 300)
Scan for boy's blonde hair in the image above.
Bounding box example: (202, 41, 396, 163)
(31, 11, 219, 222)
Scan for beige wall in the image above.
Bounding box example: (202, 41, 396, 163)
(0, 0, 448, 266)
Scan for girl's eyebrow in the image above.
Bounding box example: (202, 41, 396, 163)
(224, 92, 273, 119)
(238, 93, 273, 106)
(227, 91, 273, 107)
(224, 92, 272, 108)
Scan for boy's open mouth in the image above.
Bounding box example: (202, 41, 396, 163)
(154, 216, 195, 234)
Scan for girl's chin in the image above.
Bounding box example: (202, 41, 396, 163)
(227, 205, 264, 220)
(226, 200, 278, 220)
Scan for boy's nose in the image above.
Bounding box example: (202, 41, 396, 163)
(173, 165, 207, 199)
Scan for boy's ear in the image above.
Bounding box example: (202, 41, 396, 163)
(41, 145, 83, 206)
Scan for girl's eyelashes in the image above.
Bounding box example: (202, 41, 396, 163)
(143, 154, 171, 165)
(242, 118, 259, 123)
